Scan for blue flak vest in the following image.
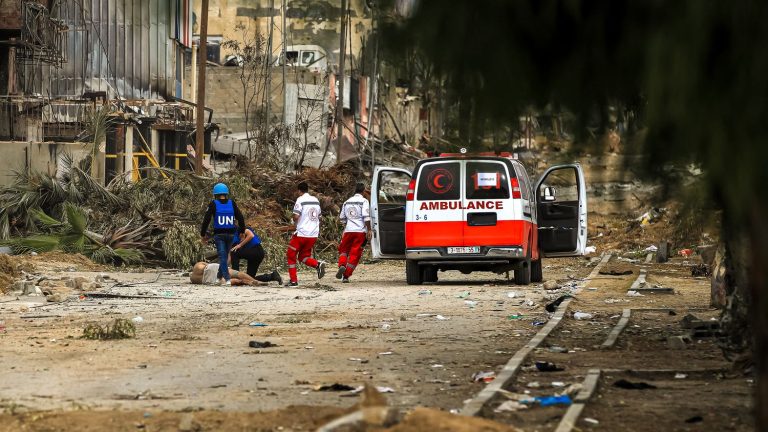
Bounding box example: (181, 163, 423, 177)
(233, 228, 261, 249)
(213, 199, 236, 229)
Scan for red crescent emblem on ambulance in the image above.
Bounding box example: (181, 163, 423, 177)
(427, 168, 454, 194)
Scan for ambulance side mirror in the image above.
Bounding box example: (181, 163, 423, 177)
(542, 186, 556, 202)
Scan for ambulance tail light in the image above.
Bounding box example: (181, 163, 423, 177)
(510, 177, 522, 199)
(406, 179, 416, 201)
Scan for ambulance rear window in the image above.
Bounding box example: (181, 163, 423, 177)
(465, 162, 511, 200)
(416, 162, 461, 201)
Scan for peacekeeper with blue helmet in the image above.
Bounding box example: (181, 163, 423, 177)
(230, 226, 283, 285)
(200, 182, 246, 285)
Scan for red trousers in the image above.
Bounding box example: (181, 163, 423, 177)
(337, 232, 366, 278)
(287, 235, 319, 282)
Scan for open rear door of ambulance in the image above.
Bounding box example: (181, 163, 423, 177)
(535, 164, 588, 257)
(371, 166, 411, 259)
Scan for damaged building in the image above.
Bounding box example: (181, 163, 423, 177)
(0, 0, 215, 186)
(190, 0, 436, 169)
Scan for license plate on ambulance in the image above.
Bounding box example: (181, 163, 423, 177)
(447, 246, 481, 254)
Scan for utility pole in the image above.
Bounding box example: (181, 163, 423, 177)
(264, 0, 275, 142)
(195, 0, 209, 175)
(335, 0, 348, 164)
(364, 2, 379, 174)
(281, 0, 287, 123)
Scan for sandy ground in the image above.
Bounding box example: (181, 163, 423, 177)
(0, 254, 753, 431)
(0, 256, 593, 427)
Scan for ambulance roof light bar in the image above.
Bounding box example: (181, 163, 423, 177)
(435, 150, 519, 159)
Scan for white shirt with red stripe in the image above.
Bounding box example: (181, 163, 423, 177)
(293, 192, 321, 238)
(340, 193, 370, 233)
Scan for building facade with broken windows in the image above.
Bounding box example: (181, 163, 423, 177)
(0, 0, 214, 186)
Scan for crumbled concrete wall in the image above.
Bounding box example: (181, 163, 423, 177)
(0, 141, 91, 186)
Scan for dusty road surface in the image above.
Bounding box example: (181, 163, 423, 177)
(0, 254, 753, 431)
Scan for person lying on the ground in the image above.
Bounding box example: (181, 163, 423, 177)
(189, 262, 267, 286)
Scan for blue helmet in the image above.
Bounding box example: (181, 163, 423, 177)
(213, 183, 229, 195)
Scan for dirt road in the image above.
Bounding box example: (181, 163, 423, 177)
(0, 254, 753, 431)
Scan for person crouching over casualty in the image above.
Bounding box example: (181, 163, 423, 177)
(200, 182, 245, 286)
(336, 182, 372, 283)
(190, 262, 265, 286)
(230, 226, 283, 285)
(281, 181, 326, 286)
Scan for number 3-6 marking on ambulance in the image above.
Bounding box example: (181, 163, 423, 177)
(415, 214, 428, 221)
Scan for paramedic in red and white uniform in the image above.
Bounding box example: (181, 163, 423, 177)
(335, 182, 371, 282)
(284, 181, 326, 286)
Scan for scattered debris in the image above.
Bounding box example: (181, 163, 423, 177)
(667, 335, 693, 349)
(584, 417, 600, 425)
(543, 280, 560, 290)
(613, 379, 657, 390)
(599, 268, 633, 275)
(82, 318, 136, 340)
(678, 248, 693, 258)
(545, 295, 571, 312)
(315, 383, 356, 392)
(349, 385, 394, 394)
(626, 290, 645, 297)
(548, 346, 568, 353)
(507, 291, 518, 298)
(691, 263, 711, 277)
(685, 415, 704, 424)
(435, 315, 449, 320)
(525, 395, 572, 406)
(248, 341, 276, 348)
(535, 361, 565, 372)
(644, 245, 658, 252)
(584, 246, 597, 254)
(674, 373, 688, 379)
(418, 289, 432, 295)
(494, 400, 529, 412)
(131, 316, 144, 324)
(472, 371, 496, 383)
(249, 322, 268, 327)
(464, 300, 478, 308)
(573, 311, 594, 320)
(508, 314, 524, 320)
(456, 291, 470, 298)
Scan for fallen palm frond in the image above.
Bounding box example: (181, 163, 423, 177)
(162, 221, 203, 269)
(2, 205, 144, 265)
(82, 318, 136, 340)
(0, 153, 122, 240)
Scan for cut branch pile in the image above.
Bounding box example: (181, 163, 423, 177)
(0, 155, 366, 269)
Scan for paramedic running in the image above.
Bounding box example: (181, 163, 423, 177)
(200, 182, 245, 286)
(283, 181, 326, 286)
(230, 226, 283, 284)
(336, 182, 371, 283)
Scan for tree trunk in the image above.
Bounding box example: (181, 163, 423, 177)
(750, 204, 768, 430)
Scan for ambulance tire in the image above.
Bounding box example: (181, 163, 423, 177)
(406, 260, 424, 285)
(514, 249, 532, 285)
(531, 257, 543, 283)
(423, 266, 438, 283)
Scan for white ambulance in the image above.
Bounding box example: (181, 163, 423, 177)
(370, 151, 587, 285)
